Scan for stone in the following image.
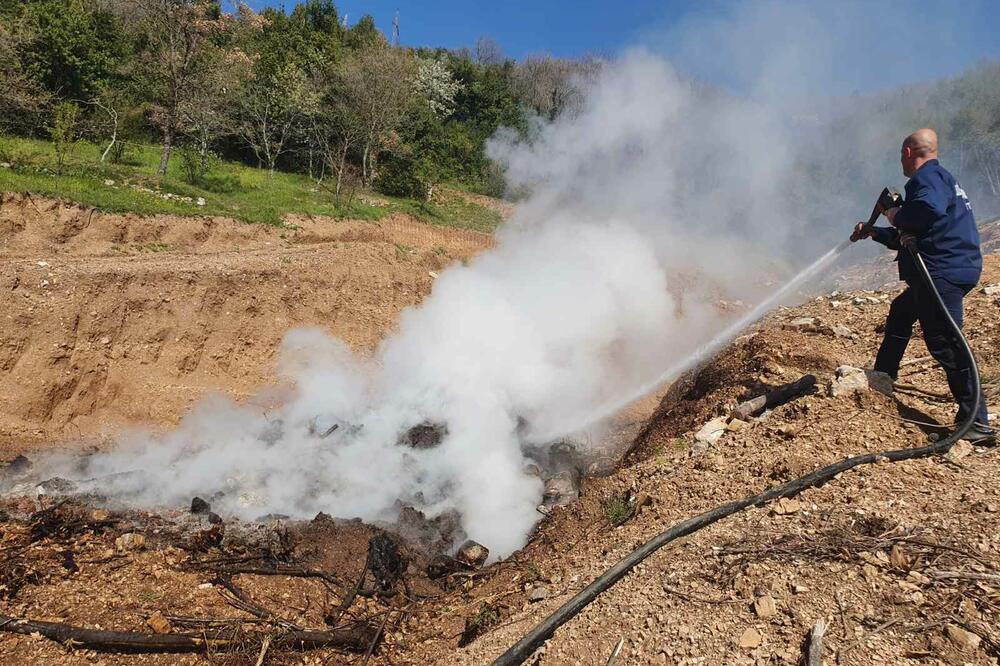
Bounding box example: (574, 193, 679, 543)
(146, 611, 172, 634)
(4, 454, 32, 476)
(35, 477, 77, 495)
(771, 498, 802, 515)
(543, 472, 579, 507)
(456, 540, 489, 569)
(694, 417, 728, 451)
(831, 324, 853, 338)
(753, 595, 777, 618)
(401, 422, 448, 449)
(784, 317, 817, 331)
(945, 624, 981, 652)
(115, 533, 146, 552)
(945, 440, 973, 463)
(190, 497, 211, 514)
(726, 418, 749, 432)
(738, 627, 762, 649)
(982, 284, 1000, 296)
(528, 586, 550, 602)
(827, 366, 894, 397)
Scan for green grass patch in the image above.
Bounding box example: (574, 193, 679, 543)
(0, 136, 503, 232)
(601, 493, 636, 527)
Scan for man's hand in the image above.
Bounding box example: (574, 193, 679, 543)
(882, 206, 901, 226)
(900, 232, 917, 249)
(851, 222, 873, 242)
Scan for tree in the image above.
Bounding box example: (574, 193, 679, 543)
(474, 37, 504, 67)
(49, 101, 79, 175)
(415, 58, 462, 118)
(234, 62, 317, 178)
(337, 43, 416, 185)
(177, 45, 251, 159)
(18, 0, 127, 101)
(0, 19, 49, 135)
(511, 55, 601, 120)
(123, 0, 227, 175)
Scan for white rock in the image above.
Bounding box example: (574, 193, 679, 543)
(694, 416, 728, 452)
(785, 317, 817, 331)
(827, 366, 894, 397)
(104, 179, 115, 186)
(982, 284, 1000, 296)
(196, 197, 206, 206)
(831, 324, 852, 338)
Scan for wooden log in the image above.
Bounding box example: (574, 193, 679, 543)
(731, 374, 817, 420)
(0, 614, 378, 654)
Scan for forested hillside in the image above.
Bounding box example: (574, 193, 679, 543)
(0, 0, 594, 209)
(0, 0, 998, 227)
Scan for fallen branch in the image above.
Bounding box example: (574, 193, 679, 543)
(191, 563, 343, 587)
(214, 575, 301, 630)
(0, 614, 378, 653)
(731, 374, 817, 420)
(928, 570, 1000, 583)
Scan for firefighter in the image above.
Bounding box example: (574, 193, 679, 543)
(853, 128, 995, 445)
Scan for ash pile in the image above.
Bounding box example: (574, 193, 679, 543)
(0, 414, 592, 563)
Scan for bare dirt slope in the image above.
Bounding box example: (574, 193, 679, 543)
(0, 192, 493, 452)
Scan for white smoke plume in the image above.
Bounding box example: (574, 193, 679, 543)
(61, 53, 802, 557)
(34, 2, 991, 557)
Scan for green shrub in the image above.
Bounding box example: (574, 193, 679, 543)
(108, 139, 139, 165)
(49, 102, 79, 175)
(375, 152, 430, 200)
(178, 145, 214, 185)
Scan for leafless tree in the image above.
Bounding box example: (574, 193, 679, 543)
(474, 37, 505, 66)
(512, 55, 602, 120)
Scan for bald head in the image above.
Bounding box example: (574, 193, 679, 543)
(900, 128, 939, 177)
(903, 128, 938, 158)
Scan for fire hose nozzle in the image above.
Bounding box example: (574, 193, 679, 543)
(851, 187, 903, 241)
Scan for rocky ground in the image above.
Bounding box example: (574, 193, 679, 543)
(1, 195, 998, 665)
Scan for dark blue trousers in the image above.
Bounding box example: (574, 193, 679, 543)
(874, 276, 989, 426)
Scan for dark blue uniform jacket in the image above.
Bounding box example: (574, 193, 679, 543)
(872, 159, 982, 285)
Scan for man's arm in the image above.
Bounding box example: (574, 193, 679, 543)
(890, 180, 946, 233)
(871, 225, 901, 250)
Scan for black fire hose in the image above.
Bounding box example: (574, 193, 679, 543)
(491, 246, 982, 666)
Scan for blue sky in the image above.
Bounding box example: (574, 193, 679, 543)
(249, 0, 1000, 96)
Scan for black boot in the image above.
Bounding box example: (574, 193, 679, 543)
(962, 422, 997, 446)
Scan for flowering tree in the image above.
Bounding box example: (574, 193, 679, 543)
(415, 59, 462, 118)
